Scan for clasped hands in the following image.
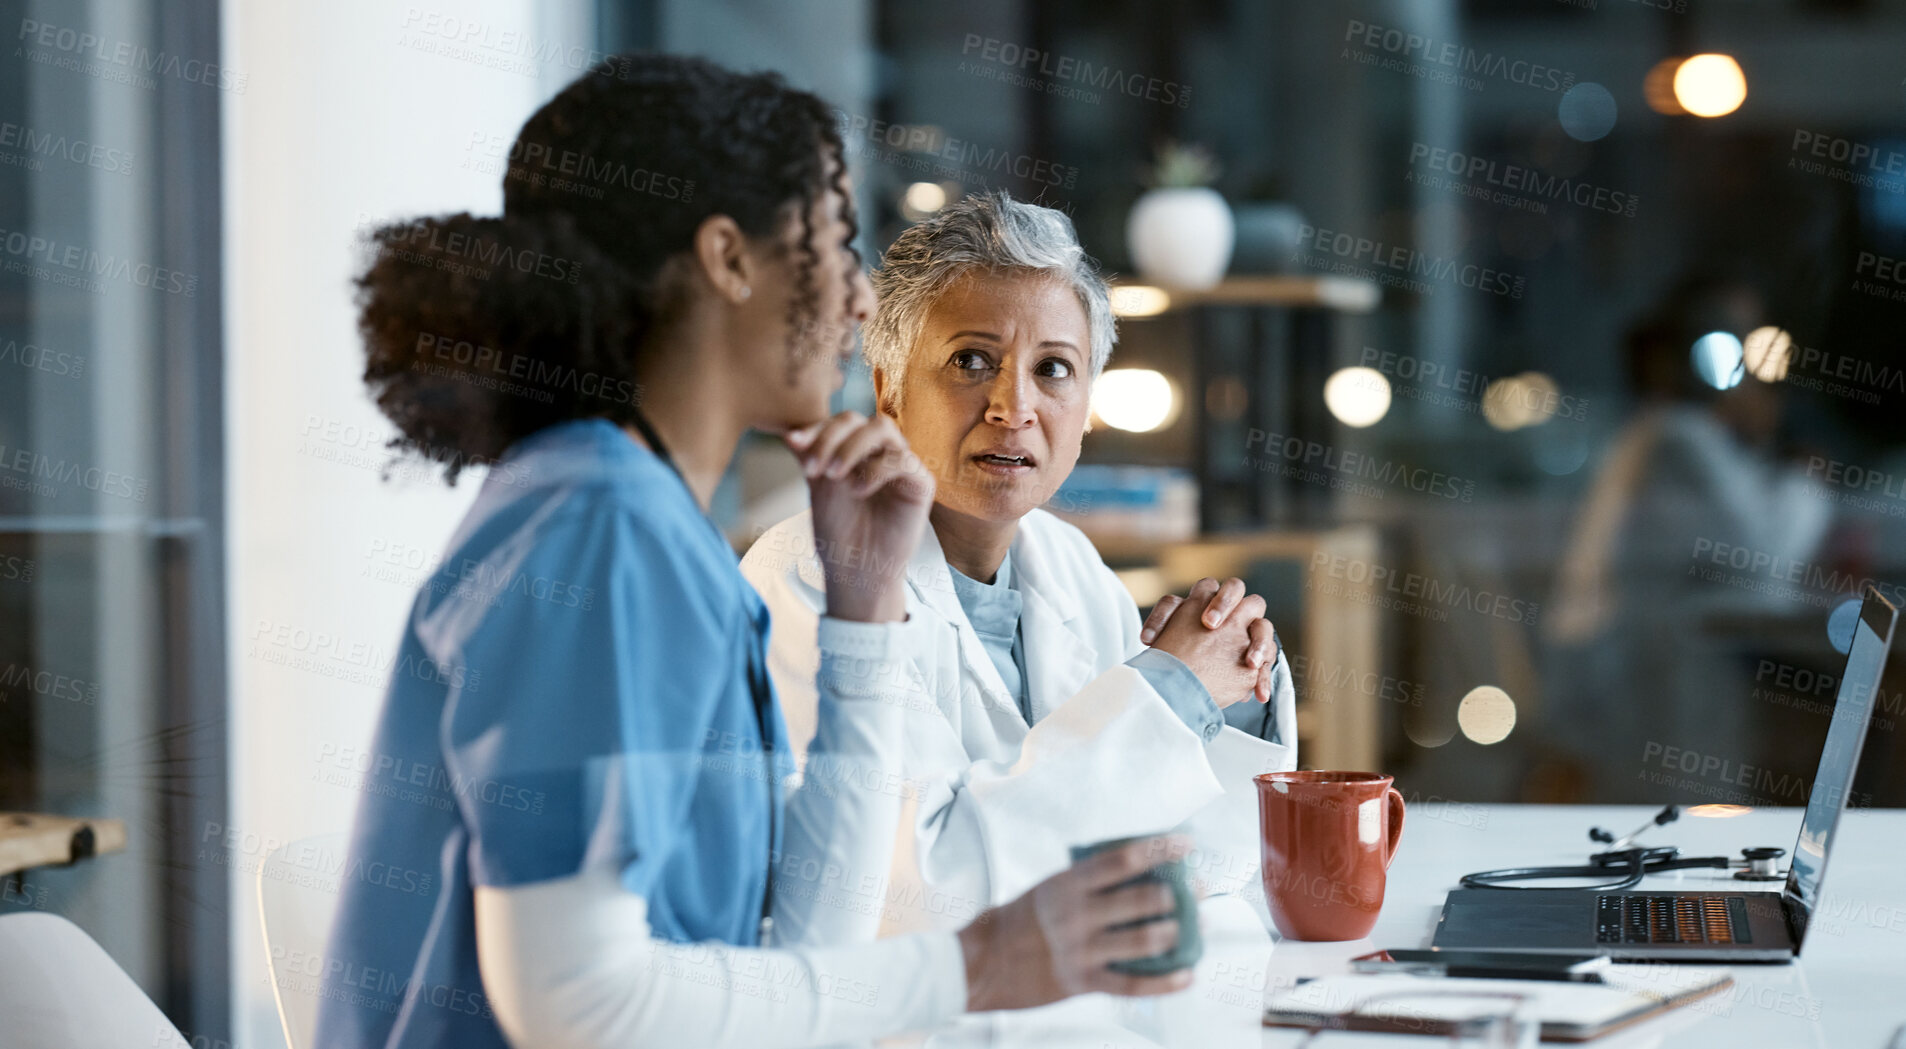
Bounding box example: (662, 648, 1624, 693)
(1139, 577, 1282, 709)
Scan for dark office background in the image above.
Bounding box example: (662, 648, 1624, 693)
(5, 1, 1905, 1043)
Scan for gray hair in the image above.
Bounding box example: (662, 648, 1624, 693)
(864, 192, 1115, 410)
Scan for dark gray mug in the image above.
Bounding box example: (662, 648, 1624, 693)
(1068, 836, 1202, 976)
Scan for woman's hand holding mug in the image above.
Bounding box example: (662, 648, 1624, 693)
(957, 836, 1196, 1010)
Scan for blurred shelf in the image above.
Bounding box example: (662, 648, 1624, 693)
(0, 813, 127, 877)
(1111, 275, 1381, 315)
(1074, 531, 1197, 566)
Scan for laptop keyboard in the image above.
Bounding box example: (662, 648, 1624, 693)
(1596, 895, 1748, 945)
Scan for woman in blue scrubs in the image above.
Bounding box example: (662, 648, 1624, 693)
(312, 55, 1194, 1049)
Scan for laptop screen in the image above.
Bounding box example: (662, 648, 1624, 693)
(1785, 586, 1899, 947)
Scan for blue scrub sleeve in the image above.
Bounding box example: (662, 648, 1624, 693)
(441, 498, 728, 897)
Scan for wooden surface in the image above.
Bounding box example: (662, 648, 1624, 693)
(1111, 275, 1383, 314)
(0, 813, 127, 877)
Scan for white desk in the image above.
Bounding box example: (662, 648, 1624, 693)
(900, 804, 1906, 1047)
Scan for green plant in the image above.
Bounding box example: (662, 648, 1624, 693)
(1145, 140, 1222, 188)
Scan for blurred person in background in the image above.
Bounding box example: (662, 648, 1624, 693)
(744, 193, 1296, 941)
(1543, 274, 1832, 800)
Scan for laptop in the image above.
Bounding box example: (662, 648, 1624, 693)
(1432, 584, 1898, 962)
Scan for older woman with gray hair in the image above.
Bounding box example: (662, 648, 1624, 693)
(742, 192, 1297, 943)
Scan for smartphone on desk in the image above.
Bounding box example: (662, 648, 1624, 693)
(1352, 949, 1610, 983)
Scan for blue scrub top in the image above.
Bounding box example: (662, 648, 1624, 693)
(312, 419, 792, 1049)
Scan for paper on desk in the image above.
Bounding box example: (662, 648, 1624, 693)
(1266, 965, 1733, 1033)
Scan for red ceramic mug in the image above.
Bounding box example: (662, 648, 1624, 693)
(1254, 771, 1405, 941)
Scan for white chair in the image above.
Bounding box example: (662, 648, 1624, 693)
(0, 911, 192, 1049)
(257, 832, 349, 1049)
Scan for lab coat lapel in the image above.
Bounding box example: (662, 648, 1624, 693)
(902, 522, 965, 625)
(904, 525, 1024, 732)
(1012, 527, 1098, 726)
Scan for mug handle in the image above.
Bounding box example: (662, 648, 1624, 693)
(1381, 787, 1406, 869)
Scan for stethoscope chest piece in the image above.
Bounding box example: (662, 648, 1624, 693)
(1733, 846, 1787, 881)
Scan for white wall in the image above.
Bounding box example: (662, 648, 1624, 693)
(221, 1, 588, 1043)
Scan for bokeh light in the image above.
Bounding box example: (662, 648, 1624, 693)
(1457, 686, 1518, 745)
(1743, 326, 1793, 382)
(1644, 57, 1687, 115)
(1324, 366, 1392, 428)
(1482, 372, 1562, 431)
(1673, 54, 1747, 117)
(1691, 331, 1745, 390)
(1535, 425, 1593, 476)
(1559, 82, 1618, 141)
(1091, 368, 1176, 433)
(1688, 805, 1755, 818)
(1405, 715, 1457, 749)
(902, 181, 947, 215)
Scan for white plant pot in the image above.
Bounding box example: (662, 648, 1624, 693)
(1126, 187, 1235, 290)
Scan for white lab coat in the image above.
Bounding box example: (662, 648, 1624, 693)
(741, 508, 1297, 943)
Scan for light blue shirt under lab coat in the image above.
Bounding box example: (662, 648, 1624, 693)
(946, 551, 1226, 742)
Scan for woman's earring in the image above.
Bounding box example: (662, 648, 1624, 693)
(737, 286, 752, 301)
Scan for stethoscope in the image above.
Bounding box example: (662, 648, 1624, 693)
(1459, 805, 1789, 891)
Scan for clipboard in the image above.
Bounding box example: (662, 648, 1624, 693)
(1264, 966, 1735, 1042)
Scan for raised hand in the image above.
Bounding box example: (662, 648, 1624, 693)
(785, 411, 934, 623)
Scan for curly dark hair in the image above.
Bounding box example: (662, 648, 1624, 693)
(356, 53, 856, 483)
(357, 211, 636, 482)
